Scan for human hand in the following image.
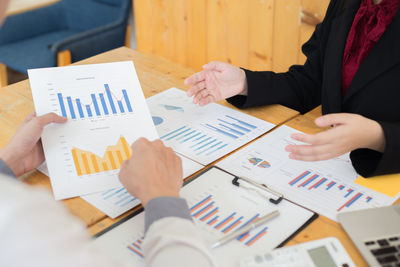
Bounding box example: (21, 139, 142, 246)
(0, 112, 67, 176)
(285, 113, 386, 161)
(119, 138, 183, 207)
(184, 61, 247, 106)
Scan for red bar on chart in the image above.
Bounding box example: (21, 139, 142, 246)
(289, 171, 311, 185)
(337, 192, 362, 212)
(298, 174, 319, 187)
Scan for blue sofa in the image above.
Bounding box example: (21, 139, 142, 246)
(0, 0, 131, 83)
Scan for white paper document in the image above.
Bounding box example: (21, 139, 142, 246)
(216, 125, 397, 221)
(93, 167, 315, 266)
(147, 88, 275, 165)
(37, 154, 204, 218)
(80, 154, 203, 218)
(29, 62, 158, 199)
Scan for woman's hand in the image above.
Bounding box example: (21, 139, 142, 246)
(184, 61, 247, 106)
(285, 113, 386, 161)
(0, 112, 67, 176)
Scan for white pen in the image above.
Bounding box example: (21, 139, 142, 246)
(211, 210, 280, 249)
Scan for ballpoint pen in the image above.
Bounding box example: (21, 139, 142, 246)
(211, 210, 280, 249)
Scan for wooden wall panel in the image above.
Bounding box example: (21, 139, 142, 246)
(187, 1, 207, 70)
(248, 0, 274, 71)
(134, 0, 330, 72)
(134, 0, 153, 54)
(273, 0, 301, 72)
(206, 0, 230, 64)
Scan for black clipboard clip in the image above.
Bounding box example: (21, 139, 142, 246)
(232, 176, 283, 205)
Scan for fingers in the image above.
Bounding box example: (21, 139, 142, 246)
(285, 143, 332, 156)
(289, 152, 334, 161)
(188, 81, 206, 99)
(315, 113, 355, 127)
(193, 88, 214, 104)
(185, 71, 206, 88)
(35, 113, 67, 128)
(202, 61, 224, 71)
(291, 130, 336, 146)
(199, 95, 215, 106)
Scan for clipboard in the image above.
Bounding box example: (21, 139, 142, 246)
(95, 166, 318, 251)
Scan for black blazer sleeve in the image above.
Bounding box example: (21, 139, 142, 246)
(227, 0, 340, 114)
(351, 121, 400, 177)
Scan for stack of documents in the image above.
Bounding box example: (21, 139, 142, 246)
(30, 63, 275, 218)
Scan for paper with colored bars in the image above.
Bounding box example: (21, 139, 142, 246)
(93, 167, 315, 266)
(72, 136, 131, 175)
(217, 125, 398, 221)
(146, 88, 275, 165)
(38, 154, 204, 218)
(29, 61, 158, 199)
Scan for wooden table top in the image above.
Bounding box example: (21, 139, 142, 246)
(0, 46, 299, 227)
(3, 46, 394, 266)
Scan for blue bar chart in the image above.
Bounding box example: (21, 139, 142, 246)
(57, 84, 134, 119)
(160, 115, 259, 158)
(147, 87, 275, 165)
(81, 186, 140, 219)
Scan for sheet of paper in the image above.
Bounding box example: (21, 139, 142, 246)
(37, 155, 204, 218)
(146, 88, 275, 165)
(93, 167, 315, 266)
(355, 174, 400, 198)
(216, 125, 397, 221)
(80, 154, 204, 218)
(29, 62, 158, 199)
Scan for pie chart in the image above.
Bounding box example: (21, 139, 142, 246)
(152, 116, 164, 126)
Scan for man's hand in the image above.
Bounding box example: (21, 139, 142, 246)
(185, 61, 247, 106)
(285, 113, 386, 161)
(0, 112, 67, 176)
(119, 138, 183, 207)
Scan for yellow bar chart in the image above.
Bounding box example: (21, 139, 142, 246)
(71, 136, 132, 176)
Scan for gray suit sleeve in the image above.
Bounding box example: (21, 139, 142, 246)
(0, 159, 16, 178)
(145, 197, 192, 232)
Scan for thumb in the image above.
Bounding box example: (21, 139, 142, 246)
(202, 61, 224, 71)
(36, 112, 67, 128)
(315, 113, 351, 127)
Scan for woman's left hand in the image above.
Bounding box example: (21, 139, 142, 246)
(285, 113, 386, 161)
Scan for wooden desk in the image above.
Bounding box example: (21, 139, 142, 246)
(0, 47, 299, 228)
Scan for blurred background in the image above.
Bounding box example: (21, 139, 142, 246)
(1, 0, 330, 87)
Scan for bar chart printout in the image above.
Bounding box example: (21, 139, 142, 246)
(189, 195, 267, 247)
(216, 126, 397, 222)
(81, 155, 203, 218)
(93, 167, 315, 266)
(57, 84, 134, 119)
(29, 61, 158, 199)
(147, 88, 275, 165)
(286, 169, 389, 216)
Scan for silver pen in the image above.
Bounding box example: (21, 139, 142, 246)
(211, 210, 280, 249)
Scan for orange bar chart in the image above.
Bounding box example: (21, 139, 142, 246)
(71, 136, 131, 176)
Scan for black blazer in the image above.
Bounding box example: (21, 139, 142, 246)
(227, 0, 400, 177)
